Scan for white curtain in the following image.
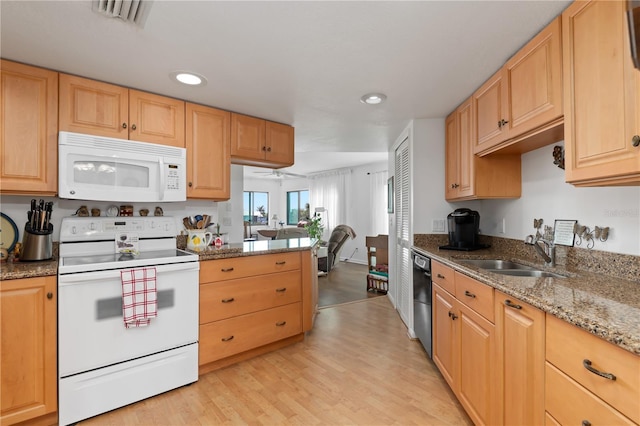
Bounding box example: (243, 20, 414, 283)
(308, 168, 351, 241)
(369, 170, 389, 236)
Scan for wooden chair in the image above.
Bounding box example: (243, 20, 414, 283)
(243, 221, 257, 241)
(366, 234, 388, 294)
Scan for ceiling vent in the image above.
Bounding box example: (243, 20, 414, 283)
(92, 0, 153, 28)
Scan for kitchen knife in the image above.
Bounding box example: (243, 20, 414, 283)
(30, 199, 36, 230)
(44, 202, 53, 231)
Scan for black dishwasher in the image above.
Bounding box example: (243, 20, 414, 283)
(412, 249, 432, 358)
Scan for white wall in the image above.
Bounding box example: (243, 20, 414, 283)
(480, 142, 640, 256)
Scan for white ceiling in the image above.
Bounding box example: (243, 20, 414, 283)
(0, 0, 571, 179)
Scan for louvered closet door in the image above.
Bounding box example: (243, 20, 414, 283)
(394, 137, 411, 326)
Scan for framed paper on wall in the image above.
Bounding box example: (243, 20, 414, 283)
(387, 177, 394, 213)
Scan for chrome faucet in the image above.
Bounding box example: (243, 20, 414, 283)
(525, 234, 556, 267)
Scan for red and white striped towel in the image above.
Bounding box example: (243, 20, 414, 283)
(120, 267, 157, 328)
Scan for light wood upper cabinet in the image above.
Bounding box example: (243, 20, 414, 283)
(129, 89, 185, 147)
(495, 291, 545, 426)
(0, 60, 58, 195)
(185, 103, 230, 200)
(60, 74, 185, 147)
(1, 276, 57, 425)
(59, 73, 128, 139)
(445, 97, 521, 201)
(563, 0, 640, 186)
(231, 113, 294, 168)
(474, 17, 563, 156)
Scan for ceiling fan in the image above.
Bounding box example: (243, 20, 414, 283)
(253, 169, 306, 179)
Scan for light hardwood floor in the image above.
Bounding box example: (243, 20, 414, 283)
(81, 297, 471, 425)
(318, 261, 384, 307)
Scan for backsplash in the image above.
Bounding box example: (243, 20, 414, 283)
(413, 234, 639, 282)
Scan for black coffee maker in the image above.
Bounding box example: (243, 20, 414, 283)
(439, 208, 489, 251)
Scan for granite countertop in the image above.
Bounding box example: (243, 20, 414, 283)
(412, 241, 640, 356)
(187, 237, 318, 261)
(1, 257, 58, 280)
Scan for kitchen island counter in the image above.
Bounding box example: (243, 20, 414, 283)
(190, 237, 319, 261)
(1, 257, 57, 281)
(413, 239, 640, 356)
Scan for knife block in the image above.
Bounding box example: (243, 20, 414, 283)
(21, 224, 53, 261)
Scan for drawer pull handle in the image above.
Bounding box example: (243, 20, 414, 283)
(221, 335, 234, 342)
(276, 321, 287, 326)
(582, 421, 591, 426)
(437, 274, 445, 279)
(464, 290, 476, 298)
(275, 261, 286, 265)
(221, 267, 234, 272)
(504, 300, 522, 310)
(583, 359, 616, 381)
(448, 311, 458, 320)
(221, 297, 235, 303)
(275, 287, 287, 293)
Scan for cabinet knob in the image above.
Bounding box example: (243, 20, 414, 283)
(47, 292, 53, 300)
(453, 183, 459, 189)
(131, 124, 137, 130)
(632, 135, 640, 147)
(498, 120, 502, 129)
(501, 119, 509, 126)
(122, 123, 127, 129)
(582, 421, 591, 426)
(188, 182, 193, 187)
(262, 146, 267, 151)
(267, 147, 272, 152)
(437, 274, 445, 279)
(448, 311, 458, 320)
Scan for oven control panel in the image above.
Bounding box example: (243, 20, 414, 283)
(60, 217, 178, 242)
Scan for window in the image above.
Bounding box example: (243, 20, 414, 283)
(243, 191, 269, 225)
(287, 190, 309, 225)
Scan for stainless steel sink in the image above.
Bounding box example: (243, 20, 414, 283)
(457, 259, 534, 270)
(486, 269, 567, 278)
(457, 258, 567, 279)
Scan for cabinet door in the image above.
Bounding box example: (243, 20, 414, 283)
(129, 89, 185, 147)
(474, 68, 508, 152)
(563, 0, 640, 185)
(444, 111, 458, 200)
(230, 113, 266, 161)
(432, 283, 458, 392)
(505, 17, 563, 141)
(186, 103, 230, 200)
(59, 73, 128, 139)
(495, 291, 545, 426)
(1, 61, 58, 194)
(1, 276, 56, 425)
(458, 302, 497, 426)
(456, 98, 475, 198)
(265, 121, 294, 167)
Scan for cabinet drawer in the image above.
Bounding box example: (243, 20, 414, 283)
(200, 252, 301, 283)
(454, 272, 494, 322)
(199, 302, 302, 365)
(545, 362, 635, 425)
(546, 314, 639, 423)
(200, 270, 301, 323)
(432, 261, 455, 295)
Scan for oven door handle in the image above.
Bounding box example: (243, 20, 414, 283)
(58, 262, 199, 285)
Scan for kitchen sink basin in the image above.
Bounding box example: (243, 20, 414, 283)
(457, 259, 534, 270)
(457, 258, 567, 279)
(487, 269, 567, 278)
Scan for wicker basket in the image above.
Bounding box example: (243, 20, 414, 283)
(367, 272, 388, 294)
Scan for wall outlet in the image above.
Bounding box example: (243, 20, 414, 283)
(222, 217, 232, 226)
(432, 219, 445, 232)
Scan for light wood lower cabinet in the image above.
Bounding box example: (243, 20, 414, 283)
(198, 250, 314, 374)
(1, 276, 57, 425)
(495, 291, 545, 426)
(0, 60, 58, 195)
(546, 313, 639, 424)
(431, 262, 497, 426)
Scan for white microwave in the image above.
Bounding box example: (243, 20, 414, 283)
(59, 131, 186, 203)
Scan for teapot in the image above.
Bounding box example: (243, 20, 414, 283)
(186, 229, 213, 252)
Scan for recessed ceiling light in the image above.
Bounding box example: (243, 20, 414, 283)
(360, 93, 387, 105)
(170, 71, 207, 87)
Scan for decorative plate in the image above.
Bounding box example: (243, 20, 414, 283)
(106, 205, 120, 217)
(1, 212, 19, 253)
